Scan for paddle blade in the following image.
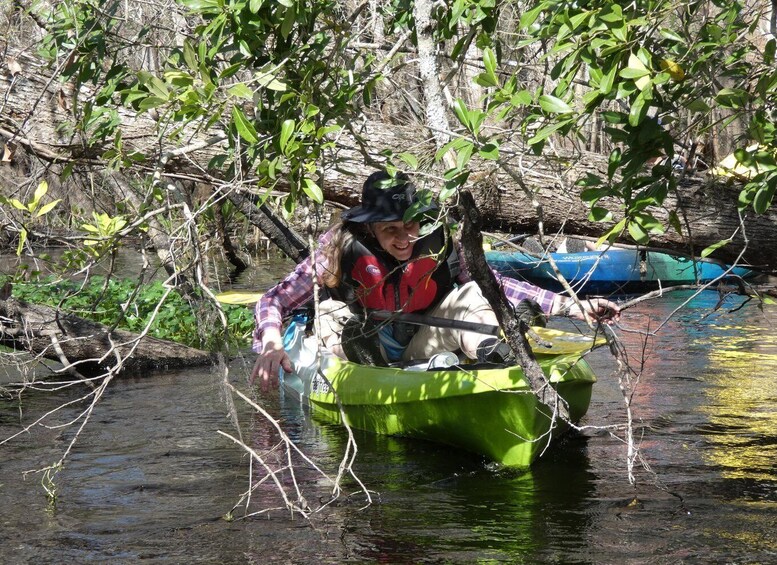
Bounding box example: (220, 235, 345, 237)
(530, 327, 606, 355)
(214, 290, 264, 305)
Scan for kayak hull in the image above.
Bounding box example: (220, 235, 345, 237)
(486, 248, 754, 295)
(282, 322, 600, 468)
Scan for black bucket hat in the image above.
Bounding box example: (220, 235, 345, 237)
(341, 170, 433, 224)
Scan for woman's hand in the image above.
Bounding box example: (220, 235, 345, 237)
(250, 331, 293, 388)
(560, 297, 621, 324)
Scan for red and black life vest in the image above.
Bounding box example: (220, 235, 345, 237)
(332, 225, 459, 345)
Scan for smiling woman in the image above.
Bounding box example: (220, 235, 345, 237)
(369, 221, 420, 262)
(249, 169, 620, 386)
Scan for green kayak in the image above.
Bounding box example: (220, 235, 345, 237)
(281, 316, 603, 468)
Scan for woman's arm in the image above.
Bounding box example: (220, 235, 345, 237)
(251, 230, 335, 385)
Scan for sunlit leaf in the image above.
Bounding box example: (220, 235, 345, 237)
(280, 119, 295, 153)
(511, 90, 533, 107)
(10, 198, 26, 211)
(538, 94, 573, 114)
(753, 185, 774, 214)
(16, 227, 27, 256)
(628, 220, 649, 244)
(700, 239, 730, 258)
(36, 199, 61, 217)
(452, 98, 470, 128)
(227, 83, 254, 99)
(33, 181, 49, 205)
(302, 178, 323, 204)
(588, 206, 613, 222)
(596, 218, 626, 248)
(479, 141, 499, 160)
(659, 59, 685, 81)
(231, 106, 259, 143)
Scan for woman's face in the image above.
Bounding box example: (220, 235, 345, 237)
(370, 220, 420, 261)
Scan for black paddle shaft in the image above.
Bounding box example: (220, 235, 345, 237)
(369, 310, 500, 336)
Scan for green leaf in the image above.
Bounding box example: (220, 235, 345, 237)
(588, 206, 613, 222)
(435, 136, 471, 163)
(628, 220, 649, 244)
(596, 218, 626, 247)
(146, 76, 169, 100)
(256, 68, 287, 91)
(138, 96, 167, 110)
(659, 28, 686, 44)
(715, 88, 748, 109)
(478, 141, 499, 160)
(480, 47, 499, 87)
(316, 125, 340, 139)
(598, 4, 623, 23)
(183, 40, 198, 71)
(628, 90, 649, 126)
(765, 38, 776, 64)
(33, 180, 49, 206)
(519, 3, 545, 29)
(180, 0, 220, 10)
(753, 185, 774, 214)
(686, 98, 711, 113)
(231, 106, 259, 143)
(510, 90, 533, 107)
(227, 83, 254, 99)
(633, 212, 664, 235)
(607, 148, 622, 179)
(16, 227, 27, 256)
(580, 188, 611, 207)
(10, 198, 27, 211)
(280, 4, 295, 39)
(528, 120, 569, 145)
(456, 141, 474, 170)
(302, 178, 323, 204)
(397, 152, 419, 169)
(279, 119, 295, 153)
(36, 199, 61, 217)
(577, 174, 603, 188)
(601, 111, 625, 124)
(700, 239, 730, 258)
(538, 94, 573, 114)
(452, 98, 470, 128)
(599, 62, 617, 95)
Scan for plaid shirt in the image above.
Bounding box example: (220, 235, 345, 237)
(252, 228, 559, 353)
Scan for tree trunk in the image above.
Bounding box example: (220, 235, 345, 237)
(0, 296, 214, 377)
(454, 190, 570, 421)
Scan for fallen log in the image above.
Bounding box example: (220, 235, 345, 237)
(0, 296, 214, 377)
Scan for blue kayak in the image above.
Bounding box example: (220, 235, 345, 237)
(486, 248, 755, 295)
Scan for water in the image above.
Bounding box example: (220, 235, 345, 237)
(1, 280, 775, 562)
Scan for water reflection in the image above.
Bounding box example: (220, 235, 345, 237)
(272, 393, 598, 562)
(699, 327, 777, 484)
(2, 265, 777, 562)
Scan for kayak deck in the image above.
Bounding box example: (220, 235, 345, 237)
(282, 323, 602, 468)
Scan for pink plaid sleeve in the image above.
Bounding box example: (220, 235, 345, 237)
(252, 230, 334, 353)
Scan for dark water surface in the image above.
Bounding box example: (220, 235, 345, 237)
(2, 279, 775, 562)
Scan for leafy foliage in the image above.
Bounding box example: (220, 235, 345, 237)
(430, 0, 776, 246)
(10, 276, 254, 351)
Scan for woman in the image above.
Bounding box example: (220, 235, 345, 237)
(251, 170, 620, 385)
